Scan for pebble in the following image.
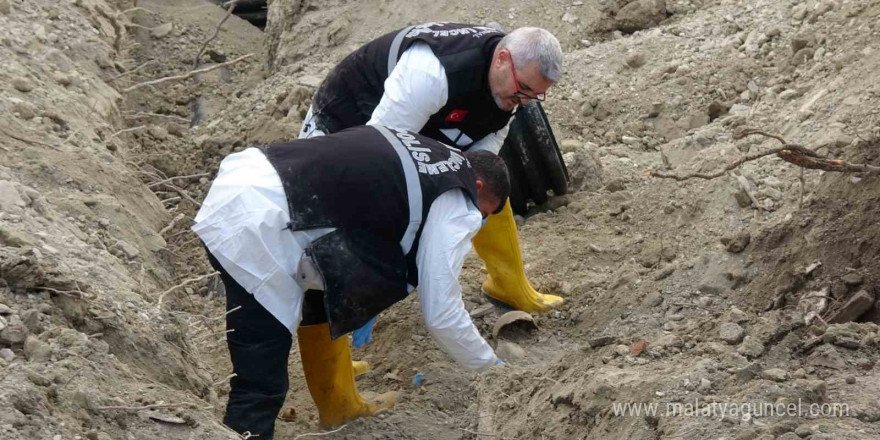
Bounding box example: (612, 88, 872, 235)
(621, 135, 640, 145)
(698, 378, 712, 392)
(654, 334, 682, 349)
(496, 341, 525, 362)
(845, 376, 856, 384)
(729, 307, 748, 324)
(589, 335, 617, 348)
(12, 101, 36, 120)
(763, 368, 790, 382)
(114, 240, 140, 259)
(841, 273, 863, 287)
(720, 232, 751, 253)
(625, 52, 647, 69)
(24, 335, 52, 362)
(52, 72, 72, 86)
(0, 0, 10, 15)
(560, 139, 581, 153)
(719, 322, 745, 344)
(729, 103, 750, 117)
(151, 22, 174, 39)
(0, 348, 14, 362)
(0, 315, 29, 345)
(737, 336, 765, 358)
(614, 344, 630, 356)
(469, 303, 494, 318)
(12, 77, 34, 93)
(779, 90, 799, 100)
(760, 187, 784, 201)
(643, 291, 663, 307)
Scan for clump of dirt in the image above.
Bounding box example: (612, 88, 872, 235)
(4, 0, 880, 439)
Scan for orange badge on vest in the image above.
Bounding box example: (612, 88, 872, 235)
(445, 109, 468, 123)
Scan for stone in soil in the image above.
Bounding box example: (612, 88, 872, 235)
(24, 335, 51, 362)
(720, 232, 750, 253)
(0, 315, 30, 344)
(496, 341, 525, 362)
(737, 336, 764, 358)
(763, 368, 790, 382)
(615, 0, 667, 33)
(625, 52, 647, 68)
(827, 290, 874, 324)
(12, 77, 34, 92)
(151, 22, 174, 39)
(719, 322, 745, 344)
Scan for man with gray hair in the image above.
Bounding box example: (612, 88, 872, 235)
(301, 22, 565, 315)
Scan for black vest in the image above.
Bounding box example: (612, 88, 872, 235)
(260, 125, 479, 338)
(311, 22, 513, 149)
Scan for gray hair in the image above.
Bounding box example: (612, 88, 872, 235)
(497, 27, 564, 82)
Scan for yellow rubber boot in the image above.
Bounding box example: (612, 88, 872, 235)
(472, 200, 564, 313)
(352, 360, 370, 377)
(297, 324, 397, 428)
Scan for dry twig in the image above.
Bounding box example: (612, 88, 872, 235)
(37, 286, 91, 299)
(109, 60, 156, 82)
(109, 125, 147, 140)
(647, 129, 880, 181)
(118, 7, 158, 16)
(293, 425, 349, 439)
(193, 1, 238, 69)
(156, 271, 220, 310)
(159, 213, 187, 235)
(188, 306, 242, 327)
(212, 373, 237, 387)
(458, 427, 497, 437)
(155, 182, 202, 207)
(125, 111, 190, 124)
(193, 328, 234, 344)
(96, 401, 212, 411)
(149, 173, 211, 188)
(123, 54, 253, 93)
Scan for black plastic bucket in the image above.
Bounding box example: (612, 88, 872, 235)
(499, 101, 570, 215)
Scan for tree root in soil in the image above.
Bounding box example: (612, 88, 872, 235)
(646, 129, 880, 181)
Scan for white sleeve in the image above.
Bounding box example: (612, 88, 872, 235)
(416, 190, 498, 371)
(366, 42, 448, 132)
(466, 122, 511, 155)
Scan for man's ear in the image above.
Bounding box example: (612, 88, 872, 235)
(494, 49, 509, 67)
(475, 179, 484, 191)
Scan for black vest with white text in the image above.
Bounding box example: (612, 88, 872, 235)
(311, 22, 513, 149)
(259, 125, 479, 338)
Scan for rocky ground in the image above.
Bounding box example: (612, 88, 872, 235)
(2, 0, 880, 439)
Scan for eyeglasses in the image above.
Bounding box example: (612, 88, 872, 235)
(508, 52, 546, 102)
